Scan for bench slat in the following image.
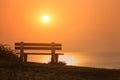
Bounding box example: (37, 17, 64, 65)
(15, 46, 62, 50)
(15, 43, 61, 46)
(16, 53, 64, 55)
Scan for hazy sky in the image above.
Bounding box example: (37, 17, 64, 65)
(0, 0, 120, 53)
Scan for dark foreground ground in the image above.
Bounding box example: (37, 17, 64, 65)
(0, 62, 120, 80)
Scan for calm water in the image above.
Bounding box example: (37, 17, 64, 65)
(28, 52, 120, 69)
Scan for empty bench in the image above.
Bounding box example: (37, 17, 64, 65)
(15, 42, 64, 63)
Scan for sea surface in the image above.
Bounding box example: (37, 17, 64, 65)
(27, 52, 120, 69)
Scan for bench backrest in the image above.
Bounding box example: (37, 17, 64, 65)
(15, 42, 62, 63)
(15, 42, 62, 50)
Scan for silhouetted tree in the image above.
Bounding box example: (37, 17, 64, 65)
(0, 43, 19, 62)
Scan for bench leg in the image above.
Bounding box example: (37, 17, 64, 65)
(55, 54, 59, 63)
(24, 54, 27, 62)
(20, 41, 24, 62)
(19, 55, 24, 62)
(51, 54, 55, 63)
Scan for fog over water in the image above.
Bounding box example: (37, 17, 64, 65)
(28, 52, 120, 69)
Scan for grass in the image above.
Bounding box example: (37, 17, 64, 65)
(0, 62, 120, 80)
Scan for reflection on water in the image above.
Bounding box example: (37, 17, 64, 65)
(28, 52, 120, 69)
(79, 62, 120, 69)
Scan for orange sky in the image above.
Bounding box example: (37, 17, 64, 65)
(0, 0, 120, 53)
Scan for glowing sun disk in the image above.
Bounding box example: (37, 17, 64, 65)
(42, 16, 49, 22)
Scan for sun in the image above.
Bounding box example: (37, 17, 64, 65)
(42, 16, 49, 22)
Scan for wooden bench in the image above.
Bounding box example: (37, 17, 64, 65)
(15, 42, 64, 63)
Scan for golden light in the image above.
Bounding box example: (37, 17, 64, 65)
(29, 52, 87, 66)
(59, 55, 78, 65)
(36, 55, 77, 65)
(42, 16, 49, 22)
